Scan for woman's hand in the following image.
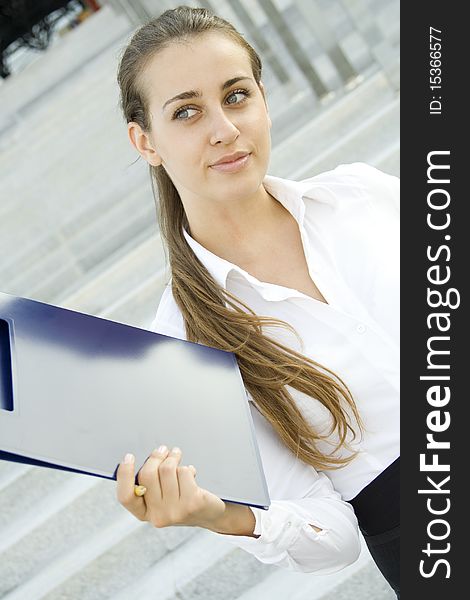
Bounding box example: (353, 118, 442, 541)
(116, 445, 227, 529)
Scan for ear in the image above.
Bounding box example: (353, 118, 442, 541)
(258, 82, 272, 128)
(127, 122, 162, 167)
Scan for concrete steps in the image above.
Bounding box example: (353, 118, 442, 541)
(234, 539, 395, 600)
(269, 69, 397, 176)
(43, 530, 269, 600)
(290, 94, 399, 179)
(0, 463, 271, 600)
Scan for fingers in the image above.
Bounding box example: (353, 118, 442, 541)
(116, 453, 137, 504)
(177, 464, 198, 501)
(118, 448, 198, 527)
(137, 446, 170, 503)
(116, 453, 146, 520)
(137, 447, 192, 503)
(157, 447, 183, 501)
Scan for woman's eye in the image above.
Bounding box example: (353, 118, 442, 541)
(173, 107, 198, 120)
(226, 89, 249, 104)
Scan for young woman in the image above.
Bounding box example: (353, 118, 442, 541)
(115, 6, 400, 598)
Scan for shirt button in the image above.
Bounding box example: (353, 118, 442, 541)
(356, 323, 366, 334)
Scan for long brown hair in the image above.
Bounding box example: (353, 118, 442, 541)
(117, 5, 365, 470)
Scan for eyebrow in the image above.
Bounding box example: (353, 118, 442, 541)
(162, 76, 253, 111)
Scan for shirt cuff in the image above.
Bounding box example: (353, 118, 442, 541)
(213, 499, 360, 574)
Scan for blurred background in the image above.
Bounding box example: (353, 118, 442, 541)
(0, 1, 399, 598)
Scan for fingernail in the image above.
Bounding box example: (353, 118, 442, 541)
(124, 453, 134, 464)
(157, 445, 168, 454)
(171, 447, 181, 454)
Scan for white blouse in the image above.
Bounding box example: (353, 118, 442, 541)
(148, 162, 400, 574)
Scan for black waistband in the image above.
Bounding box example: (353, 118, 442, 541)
(349, 457, 400, 536)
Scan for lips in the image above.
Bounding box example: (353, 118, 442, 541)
(211, 151, 250, 166)
(209, 153, 252, 173)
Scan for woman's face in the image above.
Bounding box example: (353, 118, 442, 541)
(130, 32, 272, 206)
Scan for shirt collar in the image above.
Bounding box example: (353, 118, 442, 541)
(181, 174, 308, 289)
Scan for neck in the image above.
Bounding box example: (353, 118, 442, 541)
(184, 184, 288, 265)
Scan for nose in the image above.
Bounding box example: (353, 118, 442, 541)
(209, 106, 240, 145)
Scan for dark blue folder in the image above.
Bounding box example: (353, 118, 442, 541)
(0, 291, 270, 509)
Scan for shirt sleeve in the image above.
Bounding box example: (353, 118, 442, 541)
(211, 405, 361, 575)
